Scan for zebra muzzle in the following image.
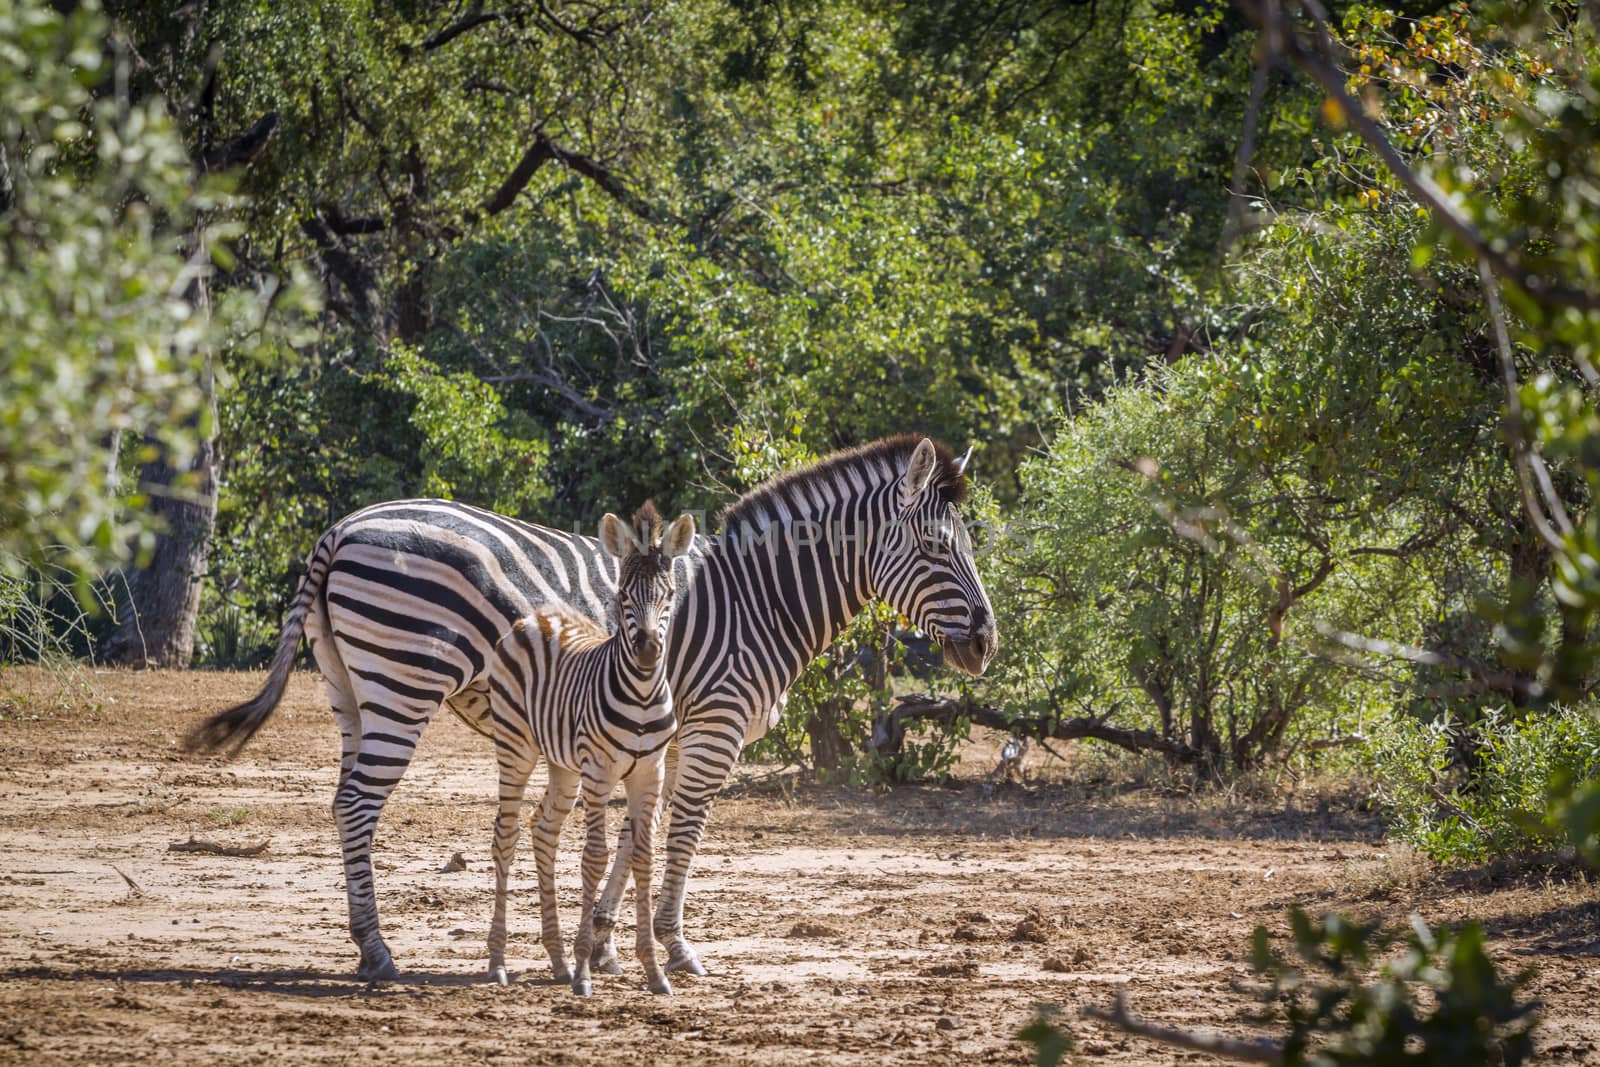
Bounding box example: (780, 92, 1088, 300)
(635, 635, 662, 670)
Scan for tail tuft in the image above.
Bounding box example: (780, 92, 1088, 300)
(183, 631, 299, 758)
(183, 542, 328, 758)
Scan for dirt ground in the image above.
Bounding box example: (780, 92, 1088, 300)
(1, 667, 1598, 1066)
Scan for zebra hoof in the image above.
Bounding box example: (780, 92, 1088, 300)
(571, 979, 592, 997)
(666, 949, 705, 976)
(649, 976, 674, 996)
(356, 949, 399, 983)
(593, 954, 624, 976)
(490, 966, 510, 986)
(551, 964, 573, 984)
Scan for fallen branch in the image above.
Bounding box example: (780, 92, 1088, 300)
(109, 863, 144, 897)
(1301, 734, 1368, 752)
(167, 837, 270, 858)
(870, 694, 1200, 764)
(1083, 992, 1285, 1065)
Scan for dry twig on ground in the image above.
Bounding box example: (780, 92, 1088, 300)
(167, 837, 270, 857)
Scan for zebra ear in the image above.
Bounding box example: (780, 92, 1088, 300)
(663, 513, 696, 558)
(952, 444, 974, 477)
(899, 438, 939, 509)
(598, 513, 630, 558)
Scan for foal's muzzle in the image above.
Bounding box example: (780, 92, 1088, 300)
(635, 634, 662, 671)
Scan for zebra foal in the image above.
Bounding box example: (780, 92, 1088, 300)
(486, 502, 694, 995)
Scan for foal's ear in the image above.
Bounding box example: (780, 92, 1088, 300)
(899, 437, 939, 509)
(663, 513, 696, 558)
(598, 513, 631, 558)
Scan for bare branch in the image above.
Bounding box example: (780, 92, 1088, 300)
(870, 694, 1200, 764)
(546, 138, 654, 221)
(109, 863, 144, 897)
(468, 133, 652, 223)
(1302, 734, 1368, 751)
(1233, 0, 1600, 312)
(167, 837, 270, 857)
(536, 0, 621, 46)
(198, 111, 279, 173)
(1480, 257, 1574, 548)
(301, 213, 387, 336)
(1083, 993, 1285, 1065)
(1426, 784, 1488, 836)
(480, 135, 557, 216)
(1222, 45, 1273, 256)
(419, 6, 525, 51)
(1307, 619, 1543, 699)
(481, 368, 611, 422)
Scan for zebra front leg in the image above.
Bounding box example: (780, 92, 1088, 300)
(587, 815, 634, 976)
(487, 745, 537, 985)
(569, 772, 613, 996)
(653, 730, 735, 976)
(627, 757, 670, 994)
(534, 766, 580, 984)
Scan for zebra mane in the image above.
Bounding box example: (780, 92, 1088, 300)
(617, 499, 672, 583)
(512, 609, 608, 644)
(718, 435, 970, 532)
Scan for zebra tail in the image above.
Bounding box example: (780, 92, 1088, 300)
(183, 542, 330, 758)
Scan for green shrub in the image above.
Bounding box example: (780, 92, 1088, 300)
(1367, 705, 1600, 863)
(1022, 909, 1538, 1067)
(1252, 910, 1537, 1066)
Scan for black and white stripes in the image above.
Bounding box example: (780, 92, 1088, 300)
(484, 503, 694, 995)
(187, 434, 997, 983)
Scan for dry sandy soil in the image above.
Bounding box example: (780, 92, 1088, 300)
(1, 666, 1598, 1066)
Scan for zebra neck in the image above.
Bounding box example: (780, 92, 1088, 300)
(601, 640, 668, 708)
(696, 484, 886, 701)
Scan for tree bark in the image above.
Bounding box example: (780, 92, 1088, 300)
(806, 698, 853, 774)
(101, 429, 218, 667)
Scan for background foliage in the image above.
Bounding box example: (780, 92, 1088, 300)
(6, 0, 1600, 867)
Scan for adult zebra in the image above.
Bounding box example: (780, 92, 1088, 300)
(188, 435, 997, 981)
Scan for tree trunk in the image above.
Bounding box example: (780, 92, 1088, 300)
(89, 76, 274, 669)
(101, 433, 218, 668)
(806, 697, 853, 773)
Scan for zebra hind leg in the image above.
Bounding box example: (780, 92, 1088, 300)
(334, 680, 437, 982)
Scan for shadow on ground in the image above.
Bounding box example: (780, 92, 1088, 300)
(726, 775, 1384, 845)
(0, 965, 512, 998)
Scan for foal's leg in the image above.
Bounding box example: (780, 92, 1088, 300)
(533, 765, 580, 983)
(486, 744, 537, 985)
(569, 768, 614, 996)
(587, 815, 633, 976)
(590, 741, 677, 973)
(626, 756, 670, 994)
